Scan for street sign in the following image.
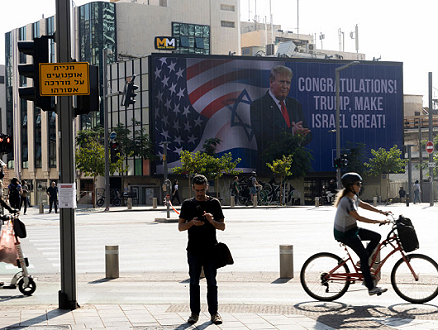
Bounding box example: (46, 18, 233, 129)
(39, 62, 90, 96)
(429, 162, 436, 168)
(109, 131, 117, 140)
(426, 141, 434, 154)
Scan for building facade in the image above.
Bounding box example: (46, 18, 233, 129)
(5, 0, 241, 205)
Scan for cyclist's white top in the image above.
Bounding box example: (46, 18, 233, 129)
(334, 195, 360, 240)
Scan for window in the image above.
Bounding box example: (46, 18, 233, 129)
(221, 21, 235, 28)
(220, 4, 235, 11)
(172, 22, 210, 55)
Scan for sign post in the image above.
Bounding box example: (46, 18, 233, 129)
(426, 141, 434, 154)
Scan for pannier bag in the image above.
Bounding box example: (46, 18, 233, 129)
(396, 215, 419, 252)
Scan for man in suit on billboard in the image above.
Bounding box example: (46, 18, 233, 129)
(250, 65, 312, 171)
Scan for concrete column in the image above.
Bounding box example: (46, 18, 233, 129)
(230, 195, 235, 208)
(373, 197, 377, 207)
(315, 197, 319, 207)
(252, 195, 257, 207)
(127, 197, 132, 210)
(153, 197, 157, 209)
(105, 245, 119, 279)
(279, 245, 294, 279)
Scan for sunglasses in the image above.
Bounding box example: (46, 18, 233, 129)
(354, 182, 363, 187)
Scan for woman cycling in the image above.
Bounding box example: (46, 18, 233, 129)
(334, 172, 390, 296)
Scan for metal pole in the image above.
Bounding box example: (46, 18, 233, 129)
(429, 72, 434, 206)
(407, 145, 412, 207)
(103, 49, 110, 211)
(419, 118, 423, 200)
(335, 69, 341, 188)
(56, 0, 78, 309)
(162, 142, 170, 218)
(335, 61, 360, 188)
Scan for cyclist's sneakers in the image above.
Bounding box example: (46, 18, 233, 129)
(187, 314, 199, 324)
(369, 286, 388, 296)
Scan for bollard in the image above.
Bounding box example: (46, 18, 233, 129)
(39, 203, 44, 214)
(315, 197, 319, 207)
(279, 245, 294, 279)
(153, 197, 157, 209)
(127, 197, 132, 210)
(253, 195, 257, 207)
(105, 245, 119, 279)
(230, 195, 235, 208)
(373, 197, 377, 207)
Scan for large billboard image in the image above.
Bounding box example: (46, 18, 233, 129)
(151, 55, 403, 174)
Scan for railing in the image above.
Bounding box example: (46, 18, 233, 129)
(404, 115, 438, 129)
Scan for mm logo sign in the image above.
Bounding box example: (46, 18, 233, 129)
(155, 37, 177, 50)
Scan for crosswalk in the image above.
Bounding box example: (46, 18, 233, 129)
(4, 221, 188, 275)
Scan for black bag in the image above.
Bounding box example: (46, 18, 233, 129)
(396, 215, 419, 252)
(214, 242, 234, 269)
(13, 218, 26, 239)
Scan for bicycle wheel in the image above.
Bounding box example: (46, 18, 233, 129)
(391, 254, 438, 303)
(96, 198, 104, 207)
(300, 252, 350, 301)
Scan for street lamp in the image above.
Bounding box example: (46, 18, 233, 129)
(335, 61, 360, 188)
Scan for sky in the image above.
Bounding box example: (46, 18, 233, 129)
(2, 0, 438, 104)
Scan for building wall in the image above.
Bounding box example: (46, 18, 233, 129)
(115, 0, 240, 58)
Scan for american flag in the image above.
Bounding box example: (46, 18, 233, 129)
(153, 56, 280, 173)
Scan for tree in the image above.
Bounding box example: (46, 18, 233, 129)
(266, 154, 293, 205)
(75, 138, 121, 207)
(364, 145, 407, 176)
(202, 138, 221, 156)
(263, 132, 313, 179)
(172, 151, 208, 197)
(364, 145, 407, 200)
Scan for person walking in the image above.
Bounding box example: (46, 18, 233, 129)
(178, 174, 225, 325)
(46, 181, 58, 213)
(334, 172, 390, 296)
(20, 180, 29, 215)
(171, 180, 181, 205)
(8, 177, 22, 210)
(413, 180, 421, 204)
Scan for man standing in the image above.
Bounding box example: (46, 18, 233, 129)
(250, 65, 312, 172)
(46, 181, 58, 213)
(413, 180, 421, 204)
(178, 174, 225, 325)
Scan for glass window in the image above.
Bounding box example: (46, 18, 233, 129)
(221, 21, 235, 28)
(220, 4, 235, 11)
(172, 22, 210, 55)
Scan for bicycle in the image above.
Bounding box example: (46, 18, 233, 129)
(96, 190, 121, 207)
(300, 214, 438, 304)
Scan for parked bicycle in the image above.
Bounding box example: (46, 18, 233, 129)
(96, 190, 121, 207)
(300, 214, 438, 303)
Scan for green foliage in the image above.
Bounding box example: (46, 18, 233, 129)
(202, 138, 222, 156)
(266, 155, 293, 205)
(364, 145, 407, 176)
(263, 132, 313, 179)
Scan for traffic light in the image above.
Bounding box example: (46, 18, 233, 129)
(340, 153, 348, 168)
(75, 65, 100, 116)
(17, 36, 54, 111)
(122, 76, 138, 107)
(0, 134, 13, 154)
(333, 158, 341, 168)
(110, 142, 120, 163)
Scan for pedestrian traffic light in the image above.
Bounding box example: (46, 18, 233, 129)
(110, 142, 120, 163)
(340, 153, 348, 168)
(17, 36, 54, 111)
(75, 65, 100, 116)
(334, 158, 341, 168)
(122, 76, 138, 107)
(4, 135, 13, 154)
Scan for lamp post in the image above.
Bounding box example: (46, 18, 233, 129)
(335, 61, 360, 188)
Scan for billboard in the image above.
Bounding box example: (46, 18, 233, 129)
(151, 55, 403, 174)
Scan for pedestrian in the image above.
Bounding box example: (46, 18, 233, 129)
(178, 174, 225, 325)
(20, 180, 29, 215)
(8, 177, 22, 210)
(171, 180, 181, 205)
(334, 172, 390, 296)
(398, 187, 406, 203)
(249, 171, 259, 203)
(231, 176, 239, 196)
(46, 181, 58, 213)
(413, 180, 421, 204)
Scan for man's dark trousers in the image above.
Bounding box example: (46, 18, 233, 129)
(188, 251, 217, 315)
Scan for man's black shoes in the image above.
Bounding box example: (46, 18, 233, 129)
(187, 314, 199, 324)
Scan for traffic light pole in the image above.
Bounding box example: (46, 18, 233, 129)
(56, 0, 78, 310)
(428, 72, 434, 206)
